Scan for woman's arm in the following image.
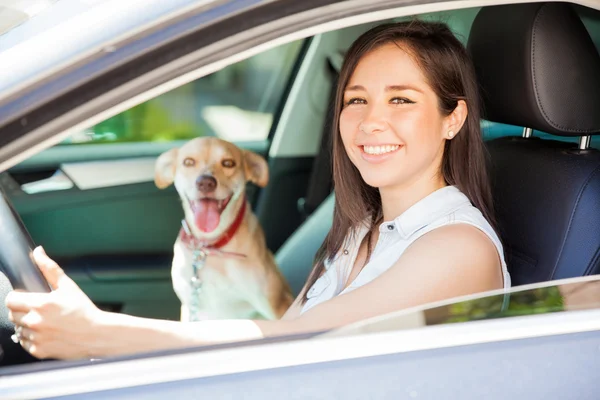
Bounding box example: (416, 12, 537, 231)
(6, 224, 501, 360)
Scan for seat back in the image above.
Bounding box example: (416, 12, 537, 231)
(275, 194, 334, 295)
(468, 3, 600, 285)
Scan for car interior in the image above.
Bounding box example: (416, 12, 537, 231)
(0, 1, 599, 366)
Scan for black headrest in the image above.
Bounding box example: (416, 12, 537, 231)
(467, 3, 600, 137)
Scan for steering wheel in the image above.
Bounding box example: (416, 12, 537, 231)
(0, 188, 51, 365)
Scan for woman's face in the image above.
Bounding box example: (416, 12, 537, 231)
(339, 43, 460, 191)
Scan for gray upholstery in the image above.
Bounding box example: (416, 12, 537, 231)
(275, 194, 334, 295)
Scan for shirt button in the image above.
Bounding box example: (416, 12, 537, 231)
(387, 224, 394, 230)
(343, 249, 349, 255)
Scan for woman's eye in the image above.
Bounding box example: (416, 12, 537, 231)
(183, 158, 195, 167)
(344, 97, 366, 106)
(391, 97, 414, 105)
(222, 159, 236, 168)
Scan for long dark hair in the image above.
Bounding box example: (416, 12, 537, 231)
(300, 20, 496, 303)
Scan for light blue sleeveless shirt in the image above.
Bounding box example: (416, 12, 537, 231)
(301, 185, 511, 314)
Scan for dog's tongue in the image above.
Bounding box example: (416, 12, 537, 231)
(193, 199, 221, 233)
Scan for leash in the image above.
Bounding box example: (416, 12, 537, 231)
(179, 199, 248, 321)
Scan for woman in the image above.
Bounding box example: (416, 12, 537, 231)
(5, 20, 510, 360)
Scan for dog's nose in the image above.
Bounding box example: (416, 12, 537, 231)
(196, 175, 217, 194)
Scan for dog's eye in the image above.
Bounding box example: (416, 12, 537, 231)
(183, 158, 195, 167)
(221, 159, 236, 168)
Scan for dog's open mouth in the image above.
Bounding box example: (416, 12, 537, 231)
(189, 195, 232, 233)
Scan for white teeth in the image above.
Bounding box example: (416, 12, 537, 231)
(363, 145, 400, 155)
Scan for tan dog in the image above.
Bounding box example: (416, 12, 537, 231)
(155, 137, 293, 321)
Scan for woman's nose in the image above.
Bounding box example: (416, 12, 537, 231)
(359, 105, 387, 134)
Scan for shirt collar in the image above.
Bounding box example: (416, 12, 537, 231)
(379, 186, 471, 239)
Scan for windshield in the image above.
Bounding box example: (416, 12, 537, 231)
(325, 276, 600, 337)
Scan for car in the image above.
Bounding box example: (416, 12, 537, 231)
(0, 0, 599, 398)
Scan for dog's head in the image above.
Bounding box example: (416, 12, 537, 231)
(154, 137, 268, 239)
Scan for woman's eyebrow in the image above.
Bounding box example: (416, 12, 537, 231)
(386, 84, 423, 93)
(344, 84, 423, 93)
(345, 84, 365, 91)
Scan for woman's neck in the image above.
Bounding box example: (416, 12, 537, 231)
(379, 173, 447, 222)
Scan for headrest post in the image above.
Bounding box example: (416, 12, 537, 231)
(522, 127, 533, 139)
(579, 136, 592, 150)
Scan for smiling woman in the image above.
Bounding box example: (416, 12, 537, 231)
(300, 20, 508, 311)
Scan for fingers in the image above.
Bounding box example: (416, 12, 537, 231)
(11, 315, 47, 358)
(19, 338, 33, 353)
(33, 247, 77, 291)
(10, 317, 42, 357)
(5, 291, 48, 312)
(8, 310, 27, 325)
(18, 326, 37, 342)
(18, 338, 42, 359)
(33, 247, 63, 290)
(8, 309, 43, 328)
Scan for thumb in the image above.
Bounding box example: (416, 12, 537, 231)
(33, 247, 77, 291)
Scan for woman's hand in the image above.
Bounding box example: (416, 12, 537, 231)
(5, 247, 103, 360)
(4, 248, 276, 359)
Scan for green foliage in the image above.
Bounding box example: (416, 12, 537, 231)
(442, 286, 565, 323)
(68, 99, 204, 144)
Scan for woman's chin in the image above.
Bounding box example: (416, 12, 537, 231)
(359, 172, 398, 189)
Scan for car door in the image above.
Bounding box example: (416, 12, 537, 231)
(0, 39, 305, 320)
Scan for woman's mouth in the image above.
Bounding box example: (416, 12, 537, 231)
(362, 145, 400, 155)
(359, 144, 402, 163)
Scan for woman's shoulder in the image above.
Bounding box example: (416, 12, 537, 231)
(422, 189, 510, 289)
(438, 187, 497, 234)
(409, 223, 504, 289)
(450, 198, 501, 244)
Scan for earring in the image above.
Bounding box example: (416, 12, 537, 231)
(448, 130, 454, 139)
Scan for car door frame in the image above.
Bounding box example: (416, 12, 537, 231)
(1, 298, 600, 398)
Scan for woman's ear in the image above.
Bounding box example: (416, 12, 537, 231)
(155, 148, 179, 189)
(243, 150, 269, 187)
(445, 100, 468, 139)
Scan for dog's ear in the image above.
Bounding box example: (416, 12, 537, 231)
(243, 150, 269, 187)
(155, 148, 179, 189)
